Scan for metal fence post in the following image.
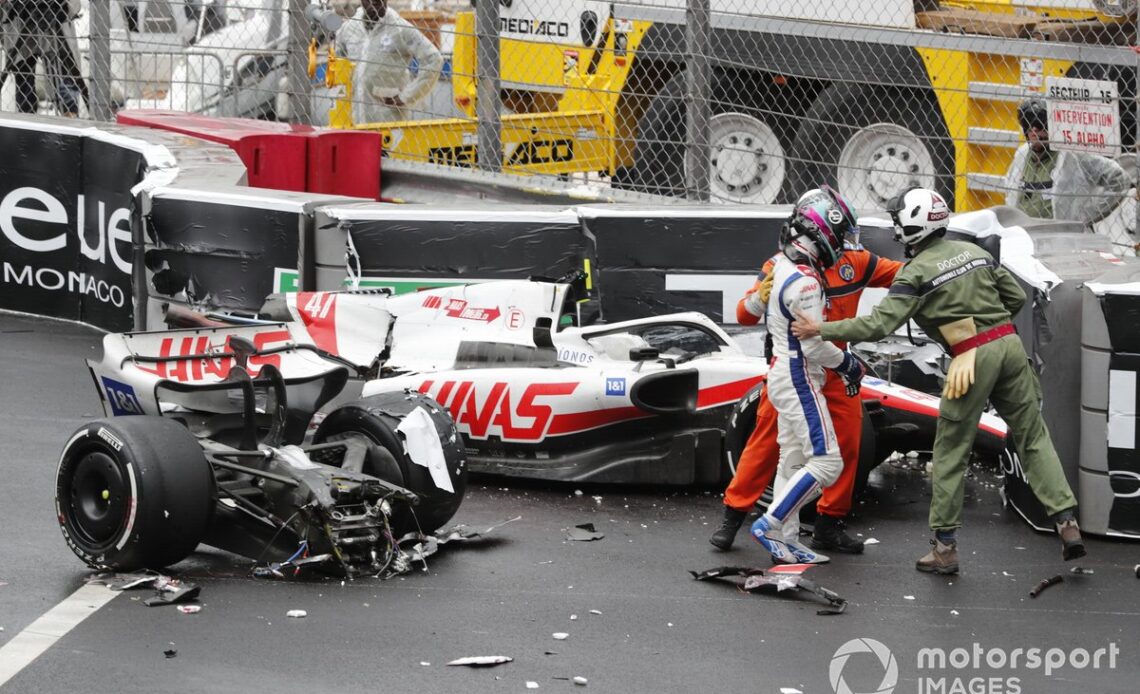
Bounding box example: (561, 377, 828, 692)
(1134, 51, 1139, 245)
(88, 0, 113, 121)
(684, 0, 711, 201)
(287, 0, 313, 124)
(475, 0, 502, 173)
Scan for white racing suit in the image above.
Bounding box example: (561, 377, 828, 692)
(751, 255, 846, 562)
(335, 8, 444, 124)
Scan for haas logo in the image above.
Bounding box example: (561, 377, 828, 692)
(419, 379, 578, 441)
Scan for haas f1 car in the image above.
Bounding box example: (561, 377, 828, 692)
(60, 276, 1007, 572)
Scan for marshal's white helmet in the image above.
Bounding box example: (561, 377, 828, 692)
(887, 187, 949, 248)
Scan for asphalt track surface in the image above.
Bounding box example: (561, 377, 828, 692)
(1, 311, 1138, 694)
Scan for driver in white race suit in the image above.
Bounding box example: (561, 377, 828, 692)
(750, 194, 867, 563)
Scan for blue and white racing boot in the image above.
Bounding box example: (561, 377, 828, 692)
(750, 515, 793, 564)
(784, 540, 830, 565)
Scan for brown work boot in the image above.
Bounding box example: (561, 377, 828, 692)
(1056, 519, 1087, 561)
(915, 539, 959, 575)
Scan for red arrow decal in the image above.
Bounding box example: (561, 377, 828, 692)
(444, 300, 501, 323)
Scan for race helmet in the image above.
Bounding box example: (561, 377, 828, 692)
(782, 194, 852, 269)
(781, 185, 860, 249)
(1017, 97, 1048, 134)
(779, 187, 823, 247)
(886, 187, 949, 250)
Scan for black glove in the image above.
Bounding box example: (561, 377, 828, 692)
(836, 352, 866, 397)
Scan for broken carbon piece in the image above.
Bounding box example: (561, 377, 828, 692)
(690, 564, 847, 614)
(566, 523, 605, 541)
(447, 656, 513, 667)
(1029, 574, 1063, 598)
(144, 583, 201, 607)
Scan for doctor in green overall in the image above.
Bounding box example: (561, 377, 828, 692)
(791, 187, 1085, 575)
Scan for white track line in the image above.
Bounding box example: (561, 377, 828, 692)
(0, 584, 119, 688)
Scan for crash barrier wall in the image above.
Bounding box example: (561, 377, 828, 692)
(0, 113, 189, 331)
(1081, 267, 1140, 537)
(310, 204, 590, 293)
(993, 227, 1126, 532)
(0, 113, 365, 331)
(6, 1, 1139, 253)
(140, 185, 359, 328)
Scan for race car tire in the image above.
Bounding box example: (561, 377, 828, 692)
(314, 391, 467, 535)
(56, 417, 214, 571)
(722, 382, 764, 482)
(852, 400, 879, 502)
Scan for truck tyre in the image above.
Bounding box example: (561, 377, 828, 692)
(788, 82, 955, 212)
(56, 418, 214, 571)
(627, 69, 794, 203)
(314, 391, 467, 535)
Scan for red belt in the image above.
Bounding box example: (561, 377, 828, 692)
(949, 323, 1016, 357)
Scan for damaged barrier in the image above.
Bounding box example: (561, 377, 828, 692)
(309, 205, 590, 297)
(1081, 265, 1140, 537)
(141, 186, 358, 328)
(0, 116, 170, 332)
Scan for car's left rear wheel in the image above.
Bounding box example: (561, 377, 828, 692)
(56, 417, 214, 571)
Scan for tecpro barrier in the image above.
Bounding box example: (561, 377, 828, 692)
(141, 187, 360, 328)
(0, 116, 179, 331)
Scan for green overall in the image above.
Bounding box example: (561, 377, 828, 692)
(1017, 149, 1056, 219)
(821, 236, 1078, 530)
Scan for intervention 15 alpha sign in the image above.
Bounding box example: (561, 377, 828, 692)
(1045, 76, 1121, 156)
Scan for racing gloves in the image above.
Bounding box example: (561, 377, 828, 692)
(836, 352, 866, 397)
(741, 273, 775, 319)
(938, 318, 977, 401)
(757, 273, 775, 304)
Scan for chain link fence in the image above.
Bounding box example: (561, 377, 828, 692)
(2, 0, 1138, 250)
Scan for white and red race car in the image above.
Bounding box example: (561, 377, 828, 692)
(86, 277, 1008, 487)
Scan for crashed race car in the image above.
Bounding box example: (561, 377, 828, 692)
(58, 337, 467, 576)
(58, 276, 1009, 572)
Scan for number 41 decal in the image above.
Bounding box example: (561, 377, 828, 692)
(303, 293, 335, 319)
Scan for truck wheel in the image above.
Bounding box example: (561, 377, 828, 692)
(56, 418, 214, 571)
(627, 70, 793, 203)
(314, 392, 467, 535)
(788, 82, 955, 211)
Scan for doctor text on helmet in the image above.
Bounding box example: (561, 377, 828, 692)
(0, 186, 131, 307)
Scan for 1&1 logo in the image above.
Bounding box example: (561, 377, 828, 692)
(830, 638, 899, 694)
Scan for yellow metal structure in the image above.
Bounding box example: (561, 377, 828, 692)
(917, 48, 1077, 210)
(323, 3, 1129, 212)
(326, 13, 648, 177)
